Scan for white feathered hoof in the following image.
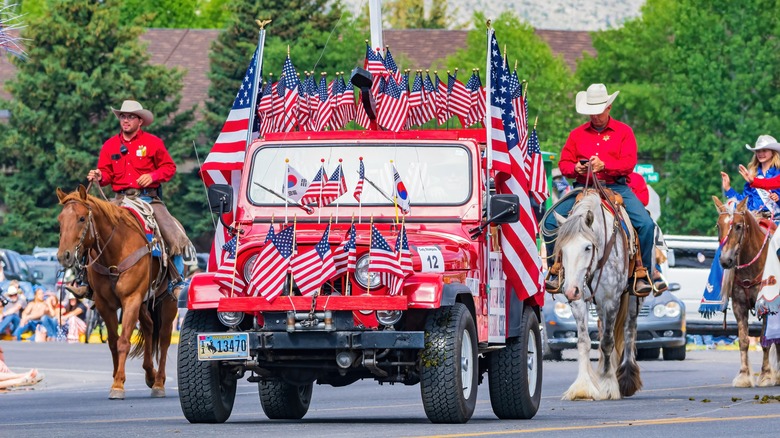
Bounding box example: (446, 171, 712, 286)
(732, 372, 755, 388)
(599, 375, 622, 400)
(562, 376, 600, 401)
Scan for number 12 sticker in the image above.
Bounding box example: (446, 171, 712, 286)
(417, 246, 444, 272)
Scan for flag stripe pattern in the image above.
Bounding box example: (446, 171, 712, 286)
(248, 225, 295, 302)
(300, 165, 327, 207)
(333, 223, 357, 276)
(526, 127, 549, 204)
(291, 225, 337, 296)
(214, 235, 245, 294)
(353, 158, 365, 202)
(320, 163, 347, 206)
(488, 30, 543, 305)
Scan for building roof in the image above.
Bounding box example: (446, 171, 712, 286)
(0, 28, 593, 111)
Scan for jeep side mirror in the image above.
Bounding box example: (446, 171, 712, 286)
(350, 67, 377, 122)
(207, 184, 233, 215)
(489, 194, 520, 224)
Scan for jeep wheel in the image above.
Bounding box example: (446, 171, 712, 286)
(259, 379, 313, 419)
(489, 305, 542, 419)
(420, 303, 478, 423)
(178, 310, 237, 423)
(636, 347, 660, 360)
(663, 345, 686, 361)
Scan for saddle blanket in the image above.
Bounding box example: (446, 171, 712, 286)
(122, 206, 162, 258)
(699, 246, 727, 318)
(756, 228, 780, 315)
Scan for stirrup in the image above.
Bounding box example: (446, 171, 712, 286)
(631, 267, 652, 297)
(544, 262, 563, 294)
(652, 278, 668, 296)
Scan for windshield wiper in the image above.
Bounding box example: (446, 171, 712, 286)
(253, 182, 314, 214)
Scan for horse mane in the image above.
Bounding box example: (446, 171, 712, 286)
(59, 191, 144, 234)
(556, 193, 601, 251)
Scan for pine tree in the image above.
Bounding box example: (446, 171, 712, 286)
(0, 0, 194, 251)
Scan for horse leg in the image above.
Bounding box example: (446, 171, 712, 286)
(151, 296, 178, 398)
(774, 344, 780, 386)
(562, 299, 600, 401)
(95, 298, 120, 378)
(731, 298, 754, 387)
(137, 300, 156, 390)
(596, 297, 620, 400)
(110, 294, 144, 400)
(617, 294, 643, 397)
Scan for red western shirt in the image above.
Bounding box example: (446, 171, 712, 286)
(96, 130, 176, 191)
(559, 118, 638, 185)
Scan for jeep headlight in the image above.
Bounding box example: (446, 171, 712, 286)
(355, 255, 380, 289)
(554, 302, 573, 319)
(243, 254, 258, 283)
(218, 311, 244, 327)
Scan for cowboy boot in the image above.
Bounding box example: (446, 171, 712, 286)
(545, 262, 563, 294)
(632, 266, 653, 297)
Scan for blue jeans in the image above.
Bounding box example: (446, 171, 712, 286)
(13, 320, 41, 340)
(543, 183, 655, 271)
(0, 314, 20, 335)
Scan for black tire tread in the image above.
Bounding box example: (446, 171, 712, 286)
(489, 306, 542, 419)
(177, 310, 236, 423)
(420, 303, 477, 423)
(259, 380, 312, 420)
(663, 345, 686, 361)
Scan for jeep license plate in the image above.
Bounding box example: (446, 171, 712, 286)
(197, 333, 249, 361)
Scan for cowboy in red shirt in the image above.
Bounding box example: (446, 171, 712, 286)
(70, 100, 190, 298)
(543, 84, 663, 296)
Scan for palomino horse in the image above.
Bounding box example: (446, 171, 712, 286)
(56, 186, 177, 399)
(713, 196, 780, 387)
(554, 190, 642, 400)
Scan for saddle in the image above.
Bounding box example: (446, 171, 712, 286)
(121, 196, 166, 264)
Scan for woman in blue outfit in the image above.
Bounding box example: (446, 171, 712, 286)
(701, 135, 780, 316)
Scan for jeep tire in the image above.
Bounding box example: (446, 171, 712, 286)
(258, 379, 313, 419)
(663, 345, 686, 361)
(420, 303, 478, 423)
(178, 310, 237, 423)
(489, 305, 542, 419)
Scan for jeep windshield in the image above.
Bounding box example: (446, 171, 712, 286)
(247, 143, 472, 206)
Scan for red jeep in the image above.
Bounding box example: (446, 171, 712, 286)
(178, 128, 543, 424)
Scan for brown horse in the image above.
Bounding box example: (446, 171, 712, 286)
(713, 196, 779, 387)
(56, 185, 178, 399)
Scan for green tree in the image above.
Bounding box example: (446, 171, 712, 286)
(445, 11, 577, 151)
(0, 0, 194, 251)
(384, 0, 455, 29)
(577, 0, 780, 234)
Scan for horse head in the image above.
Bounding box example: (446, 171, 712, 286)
(554, 192, 602, 302)
(56, 185, 97, 270)
(713, 196, 753, 269)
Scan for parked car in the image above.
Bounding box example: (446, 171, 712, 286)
(541, 288, 687, 361)
(32, 246, 59, 262)
(0, 248, 35, 300)
(27, 259, 64, 298)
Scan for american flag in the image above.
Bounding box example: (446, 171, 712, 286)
(408, 72, 424, 125)
(510, 68, 529, 172)
(447, 71, 471, 119)
(330, 74, 346, 130)
(201, 47, 260, 267)
(420, 72, 438, 125)
(247, 225, 295, 302)
(296, 75, 311, 131)
(526, 127, 549, 204)
(291, 225, 336, 296)
(278, 56, 300, 132)
(340, 77, 356, 124)
(353, 158, 365, 202)
(377, 75, 408, 133)
(488, 29, 543, 306)
(257, 79, 275, 136)
(300, 164, 327, 207)
(315, 75, 333, 131)
(320, 163, 347, 206)
(364, 42, 387, 76)
(272, 79, 286, 132)
(465, 70, 485, 127)
(214, 234, 245, 294)
(387, 224, 413, 295)
(369, 225, 402, 290)
(304, 73, 319, 131)
(333, 223, 357, 276)
(434, 72, 449, 124)
(383, 46, 403, 83)
(265, 223, 275, 243)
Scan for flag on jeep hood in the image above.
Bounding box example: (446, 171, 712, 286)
(247, 225, 295, 302)
(291, 224, 336, 296)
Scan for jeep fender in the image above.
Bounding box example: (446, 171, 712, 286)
(184, 272, 223, 310)
(406, 274, 476, 318)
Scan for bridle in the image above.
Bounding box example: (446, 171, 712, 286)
(718, 209, 770, 270)
(63, 200, 115, 272)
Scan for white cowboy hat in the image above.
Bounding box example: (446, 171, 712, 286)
(111, 100, 154, 126)
(575, 83, 620, 115)
(745, 134, 780, 153)
(6, 285, 18, 295)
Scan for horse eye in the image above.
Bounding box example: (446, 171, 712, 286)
(79, 216, 86, 223)
(584, 244, 592, 252)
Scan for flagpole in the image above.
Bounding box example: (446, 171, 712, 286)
(484, 23, 494, 296)
(318, 159, 325, 224)
(289, 215, 297, 297)
(336, 159, 342, 224)
(391, 160, 398, 224)
(346, 214, 354, 296)
(358, 157, 363, 223)
(367, 215, 373, 296)
(246, 20, 269, 149)
(284, 158, 290, 224)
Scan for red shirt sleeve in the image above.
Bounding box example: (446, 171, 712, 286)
(96, 137, 117, 187)
(148, 136, 176, 183)
(750, 174, 780, 190)
(627, 172, 649, 206)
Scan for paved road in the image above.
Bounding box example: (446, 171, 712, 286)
(2, 341, 779, 437)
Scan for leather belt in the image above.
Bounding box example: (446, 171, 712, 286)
(117, 188, 158, 197)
